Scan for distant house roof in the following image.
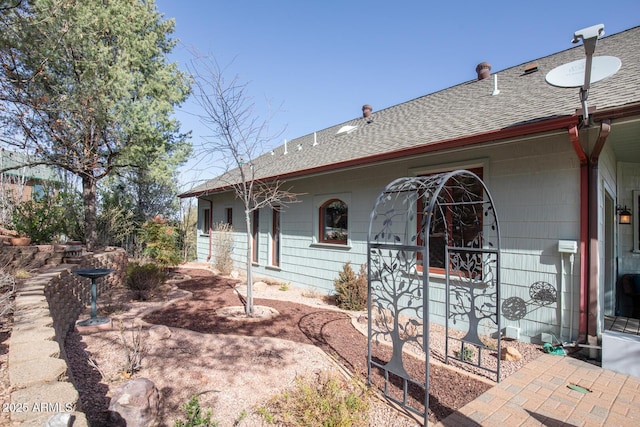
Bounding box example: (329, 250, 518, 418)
(181, 26, 640, 198)
(0, 149, 61, 182)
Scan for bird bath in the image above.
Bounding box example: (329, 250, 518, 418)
(72, 268, 114, 327)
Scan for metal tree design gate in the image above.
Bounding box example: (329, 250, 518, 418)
(367, 170, 501, 424)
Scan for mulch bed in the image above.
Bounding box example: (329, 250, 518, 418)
(143, 268, 492, 423)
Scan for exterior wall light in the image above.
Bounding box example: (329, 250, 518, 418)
(617, 205, 632, 225)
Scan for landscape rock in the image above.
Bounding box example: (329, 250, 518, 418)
(149, 324, 171, 340)
(253, 281, 268, 291)
(45, 413, 71, 427)
(501, 346, 523, 361)
(0, 225, 18, 236)
(108, 378, 160, 427)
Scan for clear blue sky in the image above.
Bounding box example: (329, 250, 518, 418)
(154, 0, 640, 190)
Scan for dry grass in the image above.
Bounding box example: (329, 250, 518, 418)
(258, 372, 373, 427)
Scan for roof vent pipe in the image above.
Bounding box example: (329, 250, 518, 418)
(362, 104, 372, 118)
(362, 104, 373, 123)
(476, 62, 491, 80)
(492, 74, 500, 96)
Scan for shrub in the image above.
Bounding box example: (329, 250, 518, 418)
(334, 262, 368, 311)
(140, 215, 182, 269)
(259, 372, 371, 427)
(10, 188, 82, 243)
(125, 262, 166, 300)
(174, 395, 217, 427)
(118, 320, 146, 376)
(212, 222, 234, 274)
(458, 344, 476, 362)
(278, 282, 290, 291)
(96, 205, 137, 248)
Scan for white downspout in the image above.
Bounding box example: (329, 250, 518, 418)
(569, 253, 575, 343)
(560, 254, 564, 341)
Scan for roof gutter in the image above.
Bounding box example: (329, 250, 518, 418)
(180, 115, 579, 198)
(181, 102, 640, 199)
(275, 115, 580, 181)
(591, 102, 640, 122)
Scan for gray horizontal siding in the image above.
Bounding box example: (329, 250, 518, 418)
(196, 132, 584, 341)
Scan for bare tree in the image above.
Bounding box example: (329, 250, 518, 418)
(190, 59, 300, 316)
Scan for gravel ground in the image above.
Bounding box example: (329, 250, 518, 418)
(62, 266, 544, 426)
(0, 325, 11, 427)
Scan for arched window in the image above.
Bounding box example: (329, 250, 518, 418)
(417, 167, 483, 275)
(319, 199, 348, 244)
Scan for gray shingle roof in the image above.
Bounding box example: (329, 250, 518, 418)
(182, 26, 640, 197)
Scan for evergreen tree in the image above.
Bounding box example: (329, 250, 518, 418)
(0, 0, 191, 249)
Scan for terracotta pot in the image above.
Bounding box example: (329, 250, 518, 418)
(9, 237, 31, 246)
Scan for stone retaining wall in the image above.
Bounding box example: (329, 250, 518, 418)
(7, 248, 127, 426)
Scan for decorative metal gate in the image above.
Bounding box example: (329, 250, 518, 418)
(367, 170, 501, 425)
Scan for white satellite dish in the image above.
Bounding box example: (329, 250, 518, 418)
(545, 55, 621, 88)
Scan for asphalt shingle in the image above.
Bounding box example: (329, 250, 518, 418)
(183, 26, 640, 197)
